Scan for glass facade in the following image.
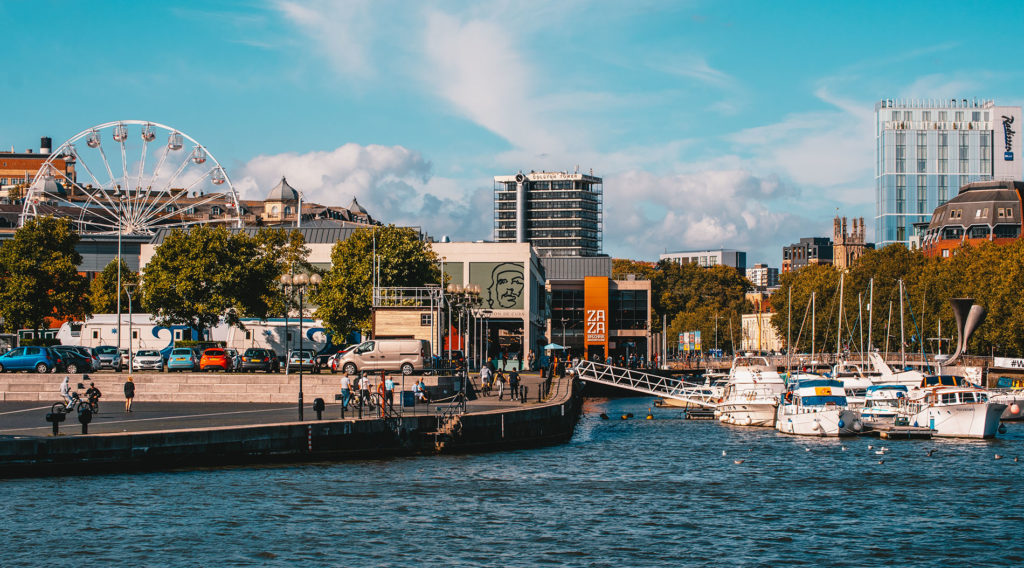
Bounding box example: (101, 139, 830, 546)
(494, 174, 603, 256)
(876, 101, 997, 246)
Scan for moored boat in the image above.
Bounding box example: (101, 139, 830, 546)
(900, 375, 1006, 438)
(860, 384, 908, 424)
(717, 357, 785, 427)
(775, 378, 863, 437)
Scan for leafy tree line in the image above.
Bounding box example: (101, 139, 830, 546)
(0, 218, 437, 344)
(769, 242, 1024, 357)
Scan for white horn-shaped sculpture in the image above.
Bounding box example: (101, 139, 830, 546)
(946, 298, 986, 367)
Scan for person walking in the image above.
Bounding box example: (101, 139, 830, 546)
(479, 364, 493, 396)
(508, 368, 520, 401)
(528, 350, 536, 371)
(495, 368, 506, 400)
(384, 374, 395, 412)
(358, 373, 371, 410)
(340, 373, 352, 410)
(123, 376, 135, 412)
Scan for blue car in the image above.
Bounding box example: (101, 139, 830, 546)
(0, 346, 61, 373)
(167, 348, 198, 372)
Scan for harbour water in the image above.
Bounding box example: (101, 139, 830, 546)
(4, 396, 1023, 567)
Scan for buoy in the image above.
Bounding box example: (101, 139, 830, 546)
(1010, 404, 1020, 415)
(838, 419, 845, 428)
(998, 424, 1008, 434)
(853, 420, 864, 432)
(995, 454, 1003, 460)
(621, 414, 629, 420)
(646, 407, 653, 420)
(743, 417, 752, 426)
(626, 413, 634, 418)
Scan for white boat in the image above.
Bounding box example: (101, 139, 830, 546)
(989, 377, 1024, 421)
(867, 351, 927, 387)
(900, 375, 1007, 438)
(717, 356, 786, 427)
(859, 384, 909, 423)
(775, 378, 863, 437)
(658, 372, 727, 408)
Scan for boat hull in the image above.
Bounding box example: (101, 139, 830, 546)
(718, 402, 778, 427)
(776, 408, 862, 437)
(906, 403, 1007, 438)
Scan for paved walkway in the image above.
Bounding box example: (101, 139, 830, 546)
(0, 372, 567, 438)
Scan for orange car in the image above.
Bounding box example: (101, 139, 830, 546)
(200, 348, 233, 372)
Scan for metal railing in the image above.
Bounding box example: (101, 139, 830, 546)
(575, 361, 721, 408)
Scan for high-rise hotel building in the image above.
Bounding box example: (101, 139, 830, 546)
(493, 171, 603, 257)
(875, 98, 1022, 247)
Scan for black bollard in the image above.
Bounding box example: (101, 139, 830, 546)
(78, 406, 92, 435)
(313, 398, 325, 420)
(520, 385, 528, 404)
(46, 411, 66, 436)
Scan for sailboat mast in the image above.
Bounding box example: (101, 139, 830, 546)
(884, 300, 893, 361)
(858, 292, 864, 358)
(899, 279, 906, 367)
(836, 273, 844, 361)
(787, 287, 792, 372)
(811, 292, 816, 360)
(867, 278, 874, 352)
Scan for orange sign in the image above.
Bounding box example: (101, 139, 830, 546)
(584, 276, 609, 352)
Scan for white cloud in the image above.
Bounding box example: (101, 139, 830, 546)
(275, 0, 375, 77)
(602, 169, 807, 263)
(234, 143, 494, 241)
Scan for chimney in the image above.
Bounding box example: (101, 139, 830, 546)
(40, 137, 52, 155)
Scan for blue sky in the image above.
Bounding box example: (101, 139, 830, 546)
(4, 1, 1024, 265)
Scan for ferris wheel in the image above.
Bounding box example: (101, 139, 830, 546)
(20, 120, 244, 235)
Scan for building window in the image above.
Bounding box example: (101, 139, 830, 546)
(972, 111, 981, 121)
(938, 175, 948, 204)
(955, 111, 964, 122)
(922, 111, 931, 122)
(917, 132, 927, 172)
(998, 208, 1005, 218)
(917, 175, 927, 213)
(938, 111, 947, 122)
(92, 330, 99, 339)
(896, 176, 906, 213)
(904, 111, 913, 121)
(245, 330, 252, 340)
(959, 133, 969, 174)
(980, 133, 991, 174)
(942, 249, 950, 258)
(897, 218, 905, 242)
(895, 133, 906, 173)
(937, 132, 948, 173)
(968, 225, 990, 239)
(420, 313, 432, 326)
(891, 111, 899, 121)
(1008, 209, 1015, 219)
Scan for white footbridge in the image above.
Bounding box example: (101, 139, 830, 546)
(574, 361, 721, 409)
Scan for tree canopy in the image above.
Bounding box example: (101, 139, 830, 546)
(0, 216, 90, 332)
(89, 258, 142, 314)
(652, 260, 752, 354)
(141, 226, 307, 334)
(770, 242, 1024, 358)
(313, 225, 439, 336)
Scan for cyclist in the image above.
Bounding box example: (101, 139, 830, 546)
(60, 376, 73, 409)
(85, 379, 102, 413)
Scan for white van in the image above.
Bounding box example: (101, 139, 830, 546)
(336, 339, 430, 375)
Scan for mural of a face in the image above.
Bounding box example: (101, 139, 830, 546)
(488, 263, 525, 309)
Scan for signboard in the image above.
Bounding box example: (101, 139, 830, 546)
(694, 330, 702, 352)
(469, 262, 524, 310)
(994, 357, 1024, 369)
(584, 276, 609, 355)
(994, 106, 1022, 179)
(678, 332, 685, 351)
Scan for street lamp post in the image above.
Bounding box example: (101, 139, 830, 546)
(116, 191, 126, 350)
(281, 272, 322, 421)
(560, 317, 569, 351)
(124, 283, 137, 373)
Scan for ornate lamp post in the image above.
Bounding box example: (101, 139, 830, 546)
(281, 272, 322, 421)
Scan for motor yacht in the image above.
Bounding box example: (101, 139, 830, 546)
(859, 384, 909, 424)
(900, 375, 1006, 438)
(716, 357, 786, 427)
(775, 378, 863, 437)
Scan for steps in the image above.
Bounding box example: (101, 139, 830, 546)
(0, 371, 368, 404)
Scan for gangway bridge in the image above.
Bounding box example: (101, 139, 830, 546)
(574, 361, 721, 409)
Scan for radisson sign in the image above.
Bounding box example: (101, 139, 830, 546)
(1003, 114, 1016, 161)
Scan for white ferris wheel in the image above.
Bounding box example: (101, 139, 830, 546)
(20, 120, 243, 235)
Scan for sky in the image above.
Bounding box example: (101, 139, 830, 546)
(4, 0, 1024, 266)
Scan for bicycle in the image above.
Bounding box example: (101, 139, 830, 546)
(52, 389, 96, 416)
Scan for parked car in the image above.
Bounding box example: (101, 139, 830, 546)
(324, 346, 356, 373)
(200, 348, 233, 372)
(225, 348, 242, 371)
(286, 349, 317, 374)
(240, 348, 280, 373)
(94, 345, 123, 371)
(334, 339, 430, 375)
(118, 349, 131, 370)
(167, 348, 199, 372)
(315, 345, 349, 370)
(51, 346, 95, 373)
(132, 349, 165, 372)
(0, 346, 62, 373)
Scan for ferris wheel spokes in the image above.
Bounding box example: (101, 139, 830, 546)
(133, 144, 202, 227)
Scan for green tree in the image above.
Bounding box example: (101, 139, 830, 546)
(141, 226, 304, 336)
(0, 216, 90, 332)
(89, 258, 142, 313)
(612, 258, 658, 281)
(652, 260, 752, 355)
(313, 225, 439, 336)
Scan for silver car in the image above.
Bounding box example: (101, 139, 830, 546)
(132, 349, 165, 371)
